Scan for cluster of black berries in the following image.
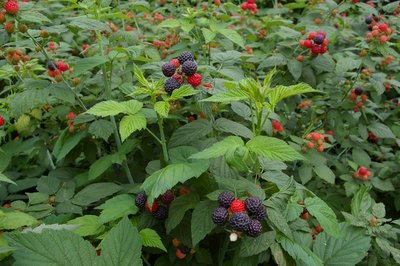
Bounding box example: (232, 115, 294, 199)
(162, 51, 202, 94)
(135, 190, 175, 220)
(212, 191, 267, 237)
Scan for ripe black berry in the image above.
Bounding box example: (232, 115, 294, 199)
(245, 197, 262, 214)
(162, 62, 176, 77)
(178, 51, 194, 64)
(47, 61, 56, 71)
(230, 213, 251, 232)
(212, 207, 228, 225)
(365, 16, 373, 24)
(314, 34, 325, 45)
(181, 61, 197, 76)
(153, 205, 168, 220)
(160, 190, 174, 205)
(253, 205, 267, 221)
(218, 191, 235, 208)
(164, 78, 181, 94)
(354, 87, 363, 95)
(247, 219, 262, 237)
(178, 244, 190, 255)
(135, 192, 147, 209)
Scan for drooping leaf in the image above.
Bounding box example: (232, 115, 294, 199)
(239, 231, 275, 257)
(278, 234, 324, 266)
(218, 28, 245, 47)
(0, 211, 38, 230)
(214, 118, 253, 139)
(166, 193, 199, 233)
(305, 197, 340, 237)
(95, 194, 138, 224)
(67, 215, 105, 237)
(154, 101, 170, 118)
(169, 119, 213, 148)
(313, 164, 335, 184)
(191, 200, 218, 247)
(267, 83, 319, 108)
(201, 88, 249, 103)
(246, 136, 305, 161)
(71, 56, 108, 77)
(169, 85, 199, 100)
(119, 114, 147, 142)
(71, 183, 121, 206)
(86, 100, 129, 117)
(88, 119, 114, 141)
(190, 136, 244, 159)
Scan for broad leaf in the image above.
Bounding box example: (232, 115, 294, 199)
(169, 119, 213, 148)
(72, 183, 121, 206)
(218, 28, 245, 47)
(67, 215, 105, 237)
(169, 85, 199, 100)
(313, 164, 335, 184)
(119, 114, 146, 142)
(278, 234, 324, 266)
(239, 231, 275, 257)
(0, 173, 16, 185)
(86, 100, 128, 117)
(139, 229, 167, 252)
(166, 193, 199, 233)
(305, 197, 340, 237)
(101, 216, 142, 266)
(313, 223, 371, 266)
(267, 83, 319, 108)
(214, 118, 253, 139)
(154, 101, 170, 118)
(191, 200, 218, 247)
(71, 56, 108, 77)
(95, 194, 139, 224)
(6, 228, 98, 265)
(246, 136, 304, 161)
(190, 136, 244, 159)
(0, 212, 38, 230)
(201, 88, 249, 103)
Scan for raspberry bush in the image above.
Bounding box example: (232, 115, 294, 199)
(0, 0, 399, 265)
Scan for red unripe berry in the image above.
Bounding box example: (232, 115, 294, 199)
(229, 199, 246, 213)
(378, 23, 388, 32)
(145, 200, 159, 213)
(317, 145, 324, 152)
(303, 40, 313, 48)
(307, 142, 315, 149)
(170, 59, 180, 67)
(315, 225, 322, 232)
(66, 112, 76, 120)
(359, 167, 367, 175)
(4, 22, 15, 33)
(353, 172, 360, 179)
(308, 32, 317, 39)
(0, 116, 4, 126)
(379, 35, 388, 44)
(357, 101, 363, 108)
(187, 73, 202, 87)
(301, 212, 309, 220)
(311, 45, 322, 54)
(5, 1, 19, 15)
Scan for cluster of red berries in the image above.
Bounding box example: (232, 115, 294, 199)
(1, 0, 19, 33)
(47, 60, 70, 78)
(4, 49, 29, 65)
(298, 100, 311, 108)
(135, 191, 175, 220)
(212, 192, 266, 238)
(272, 120, 284, 134)
(153, 32, 179, 58)
(299, 31, 328, 55)
(353, 166, 372, 181)
(302, 132, 325, 152)
(187, 112, 206, 123)
(380, 55, 394, 66)
(66, 112, 76, 133)
(349, 87, 368, 113)
(46, 42, 59, 52)
(0, 116, 5, 127)
(172, 239, 195, 260)
(368, 131, 378, 143)
(365, 19, 392, 44)
(241, 0, 258, 14)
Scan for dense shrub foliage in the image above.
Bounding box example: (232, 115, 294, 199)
(0, 0, 399, 265)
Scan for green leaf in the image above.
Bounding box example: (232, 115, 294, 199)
(70, 17, 110, 31)
(96, 194, 138, 224)
(214, 118, 253, 139)
(141, 161, 208, 204)
(166, 193, 199, 233)
(201, 28, 216, 43)
(71, 183, 121, 206)
(86, 100, 142, 118)
(53, 130, 87, 162)
(201, 88, 249, 103)
(313, 223, 371, 266)
(351, 186, 372, 217)
(71, 56, 108, 77)
(375, 237, 400, 264)
(169, 119, 213, 148)
(267, 83, 319, 108)
(158, 19, 181, 28)
(134, 65, 149, 87)
(0, 173, 16, 185)
(139, 229, 167, 252)
(313, 164, 335, 184)
(217, 177, 265, 200)
(6, 228, 98, 265)
(88, 155, 114, 181)
(101, 216, 142, 266)
(312, 54, 335, 72)
(119, 114, 146, 142)
(0, 212, 38, 230)
(154, 101, 170, 118)
(351, 148, 371, 167)
(191, 200, 218, 247)
(368, 122, 395, 138)
(218, 28, 244, 47)
(190, 136, 244, 159)
(86, 100, 128, 117)
(287, 59, 303, 80)
(246, 136, 304, 161)
(278, 234, 323, 266)
(88, 119, 114, 141)
(169, 85, 199, 100)
(335, 57, 361, 73)
(268, 208, 293, 239)
(67, 215, 105, 237)
(239, 231, 275, 257)
(305, 197, 340, 237)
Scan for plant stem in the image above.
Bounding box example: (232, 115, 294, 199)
(157, 114, 169, 164)
(218, 236, 229, 266)
(208, 43, 211, 66)
(145, 127, 162, 144)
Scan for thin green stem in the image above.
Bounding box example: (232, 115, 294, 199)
(249, 100, 256, 134)
(145, 127, 162, 144)
(360, 108, 369, 125)
(157, 114, 169, 164)
(208, 43, 211, 66)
